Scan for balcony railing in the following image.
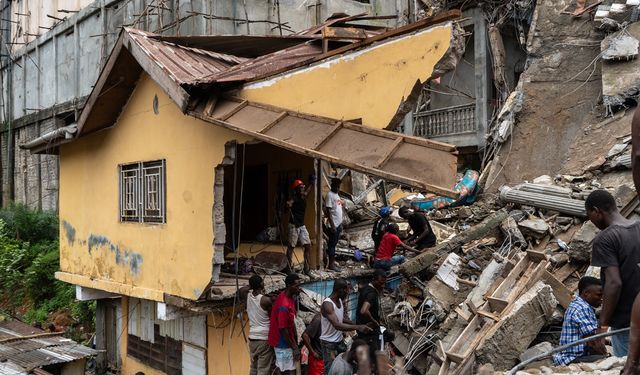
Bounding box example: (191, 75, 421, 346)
(413, 103, 476, 138)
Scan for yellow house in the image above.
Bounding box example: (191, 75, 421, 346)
(25, 13, 463, 375)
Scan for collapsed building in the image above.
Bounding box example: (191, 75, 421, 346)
(15, 0, 640, 374)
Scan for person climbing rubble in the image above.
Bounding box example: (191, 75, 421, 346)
(586, 190, 640, 357)
(371, 207, 392, 251)
(398, 206, 437, 250)
(553, 276, 607, 366)
(373, 223, 420, 270)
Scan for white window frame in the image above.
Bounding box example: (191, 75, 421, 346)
(119, 160, 166, 224)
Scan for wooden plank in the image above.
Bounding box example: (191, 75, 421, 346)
(553, 262, 579, 282)
(476, 310, 500, 322)
(314, 122, 344, 150)
(526, 249, 547, 262)
(375, 137, 403, 168)
(487, 297, 508, 313)
(542, 270, 573, 309)
(217, 100, 248, 121)
(258, 112, 288, 133)
(204, 96, 218, 117)
(322, 26, 368, 40)
(401, 210, 509, 276)
(189, 111, 458, 198)
(446, 351, 466, 364)
(454, 306, 472, 322)
(342, 121, 456, 152)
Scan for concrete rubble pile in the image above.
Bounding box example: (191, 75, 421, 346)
(357, 166, 638, 375)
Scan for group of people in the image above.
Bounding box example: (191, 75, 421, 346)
(286, 175, 437, 274)
(242, 270, 391, 375)
(552, 189, 640, 374)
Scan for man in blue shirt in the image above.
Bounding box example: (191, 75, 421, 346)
(553, 277, 607, 365)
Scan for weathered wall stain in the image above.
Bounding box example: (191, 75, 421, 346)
(62, 220, 76, 245)
(87, 234, 143, 275)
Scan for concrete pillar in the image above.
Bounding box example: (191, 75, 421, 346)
(95, 299, 107, 372)
(403, 112, 414, 136)
(472, 8, 491, 148)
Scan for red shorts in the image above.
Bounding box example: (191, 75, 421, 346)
(307, 352, 324, 375)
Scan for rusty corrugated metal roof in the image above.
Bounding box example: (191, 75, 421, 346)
(125, 28, 248, 86)
(0, 321, 98, 372)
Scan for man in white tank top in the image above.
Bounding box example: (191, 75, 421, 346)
(241, 275, 274, 375)
(320, 279, 373, 375)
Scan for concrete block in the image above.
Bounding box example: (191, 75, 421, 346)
(520, 341, 553, 362)
(568, 221, 599, 263)
(518, 218, 549, 239)
(476, 282, 557, 370)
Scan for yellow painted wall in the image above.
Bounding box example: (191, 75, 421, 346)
(207, 311, 251, 375)
(239, 23, 454, 129)
(57, 73, 251, 301)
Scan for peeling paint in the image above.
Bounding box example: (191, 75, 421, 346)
(62, 220, 76, 245)
(87, 234, 143, 275)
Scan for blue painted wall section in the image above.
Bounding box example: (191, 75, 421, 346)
(60, 220, 143, 276)
(62, 220, 76, 245)
(87, 234, 143, 275)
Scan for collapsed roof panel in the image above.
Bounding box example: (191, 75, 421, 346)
(191, 98, 459, 197)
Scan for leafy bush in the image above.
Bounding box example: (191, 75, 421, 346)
(0, 205, 94, 331)
(0, 203, 58, 243)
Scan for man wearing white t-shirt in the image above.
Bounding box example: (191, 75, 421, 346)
(324, 178, 344, 271)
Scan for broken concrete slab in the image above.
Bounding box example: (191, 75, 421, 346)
(518, 218, 550, 239)
(567, 221, 599, 263)
(602, 34, 639, 60)
(476, 282, 557, 370)
(520, 341, 553, 362)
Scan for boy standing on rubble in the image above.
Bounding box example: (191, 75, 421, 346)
(553, 276, 607, 365)
(586, 189, 640, 357)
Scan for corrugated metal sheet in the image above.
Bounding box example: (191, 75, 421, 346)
(0, 321, 97, 373)
(182, 343, 207, 375)
(125, 28, 248, 86)
(183, 316, 206, 348)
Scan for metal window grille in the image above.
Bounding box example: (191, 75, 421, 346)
(119, 160, 166, 224)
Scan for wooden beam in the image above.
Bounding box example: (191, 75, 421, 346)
(400, 210, 509, 276)
(375, 137, 403, 168)
(217, 100, 248, 121)
(314, 122, 344, 150)
(542, 270, 573, 309)
(0, 332, 62, 344)
(258, 112, 288, 134)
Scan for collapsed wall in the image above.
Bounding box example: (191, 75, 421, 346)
(485, 0, 630, 189)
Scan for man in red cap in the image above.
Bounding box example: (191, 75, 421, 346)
(286, 176, 315, 274)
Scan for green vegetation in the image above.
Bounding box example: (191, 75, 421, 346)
(0, 204, 94, 338)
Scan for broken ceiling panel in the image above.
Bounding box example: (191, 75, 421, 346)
(190, 98, 458, 197)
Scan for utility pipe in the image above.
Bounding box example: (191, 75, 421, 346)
(506, 327, 631, 375)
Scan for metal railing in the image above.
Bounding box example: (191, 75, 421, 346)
(413, 102, 476, 137)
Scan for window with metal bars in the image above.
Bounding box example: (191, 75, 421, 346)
(119, 160, 166, 223)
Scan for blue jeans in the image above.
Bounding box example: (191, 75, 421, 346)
(373, 255, 405, 270)
(327, 225, 342, 258)
(611, 329, 630, 357)
(320, 339, 346, 375)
